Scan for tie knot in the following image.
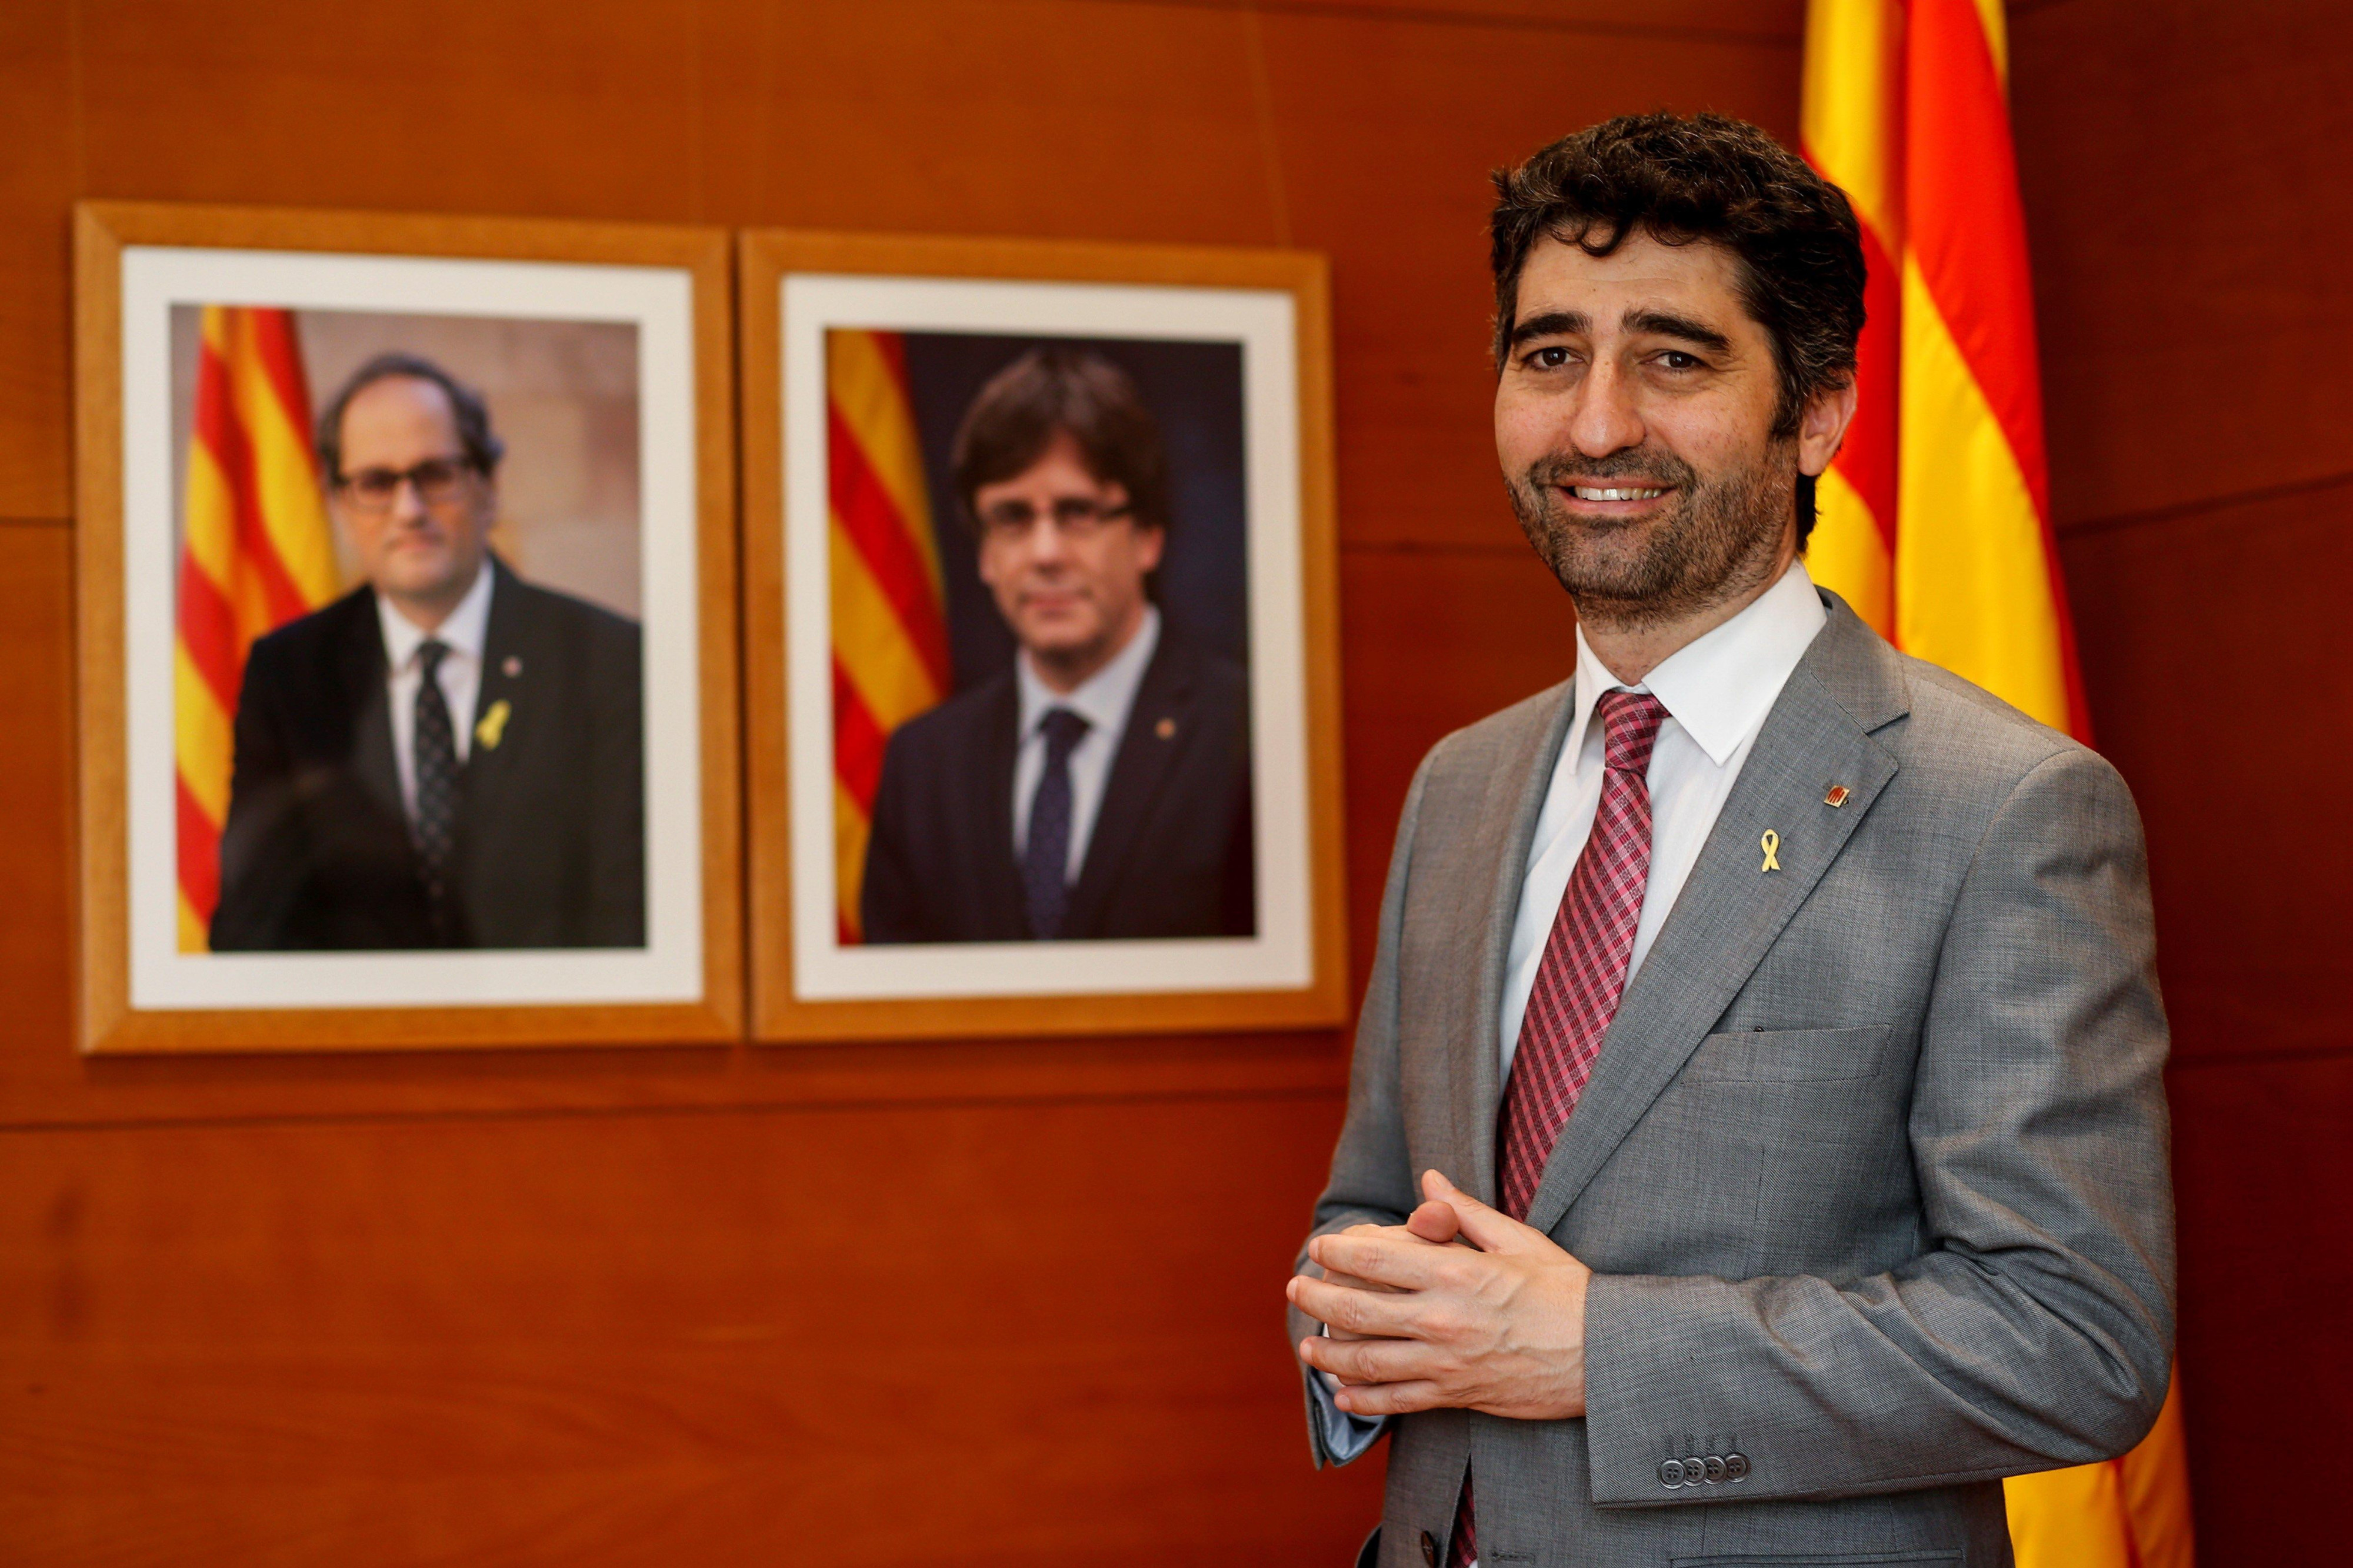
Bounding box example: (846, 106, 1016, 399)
(416, 639, 450, 677)
(1594, 688, 1668, 776)
(1039, 706, 1089, 758)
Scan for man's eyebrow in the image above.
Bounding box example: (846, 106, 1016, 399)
(1509, 311, 1588, 346)
(1624, 309, 1732, 353)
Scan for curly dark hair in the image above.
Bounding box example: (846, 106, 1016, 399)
(1489, 112, 1867, 542)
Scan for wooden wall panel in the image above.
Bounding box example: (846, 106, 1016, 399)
(0, 7, 76, 519)
(0, 525, 75, 1068)
(1337, 546, 1578, 916)
(2058, 488, 2353, 1068)
(1198, 0, 1802, 38)
(688, 1, 1284, 242)
(76, 1, 708, 221)
(2015, 0, 2353, 531)
(5, 1095, 1380, 1565)
(2012, 3, 2353, 1562)
(2165, 1053, 2353, 1568)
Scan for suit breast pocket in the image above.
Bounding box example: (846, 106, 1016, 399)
(1680, 1025, 1894, 1084)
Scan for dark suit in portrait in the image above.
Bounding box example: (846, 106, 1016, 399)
(211, 557, 644, 950)
(860, 628, 1255, 943)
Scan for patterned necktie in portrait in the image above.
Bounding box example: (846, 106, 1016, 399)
(411, 638, 460, 935)
(1022, 707, 1092, 940)
(1452, 688, 1669, 1568)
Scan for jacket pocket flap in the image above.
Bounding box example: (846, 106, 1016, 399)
(1681, 1025, 1894, 1083)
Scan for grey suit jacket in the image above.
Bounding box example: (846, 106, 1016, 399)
(1292, 592, 2174, 1568)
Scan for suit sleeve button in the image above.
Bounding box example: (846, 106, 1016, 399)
(1703, 1455, 1727, 1483)
(1420, 1528, 1439, 1564)
(1658, 1457, 1686, 1487)
(1723, 1452, 1750, 1482)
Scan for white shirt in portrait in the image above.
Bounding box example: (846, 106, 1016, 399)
(374, 562, 495, 825)
(1011, 604, 1162, 883)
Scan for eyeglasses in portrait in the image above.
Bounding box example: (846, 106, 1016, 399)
(741, 231, 1348, 1043)
(75, 203, 742, 1052)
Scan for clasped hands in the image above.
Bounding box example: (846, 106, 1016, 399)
(1288, 1169, 1592, 1421)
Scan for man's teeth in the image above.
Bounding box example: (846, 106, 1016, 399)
(1572, 485, 1667, 501)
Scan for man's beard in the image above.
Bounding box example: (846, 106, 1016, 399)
(1505, 443, 1795, 630)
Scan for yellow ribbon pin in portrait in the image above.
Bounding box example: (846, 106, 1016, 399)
(1760, 829, 1781, 873)
(475, 698, 512, 752)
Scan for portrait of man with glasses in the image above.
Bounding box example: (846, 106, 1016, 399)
(858, 346, 1255, 944)
(209, 351, 645, 951)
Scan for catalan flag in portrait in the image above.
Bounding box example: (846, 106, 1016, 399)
(828, 329, 952, 944)
(175, 306, 341, 952)
(1802, 4, 2192, 1565)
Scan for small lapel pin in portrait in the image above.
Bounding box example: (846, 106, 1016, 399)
(1759, 829, 1782, 873)
(1154, 716, 1176, 740)
(1824, 783, 1851, 808)
(475, 698, 512, 752)
(502, 655, 522, 679)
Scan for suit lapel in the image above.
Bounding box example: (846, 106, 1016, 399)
(342, 590, 404, 826)
(977, 675, 1029, 935)
(459, 563, 529, 836)
(1520, 599, 1911, 1236)
(1059, 638, 1192, 938)
(1449, 678, 1578, 1207)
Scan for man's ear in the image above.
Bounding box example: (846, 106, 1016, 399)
(1797, 378, 1861, 479)
(1135, 523, 1167, 574)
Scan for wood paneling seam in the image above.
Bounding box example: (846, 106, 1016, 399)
(0, 1080, 1349, 1139)
(1074, 0, 1802, 48)
(2165, 1042, 2353, 1075)
(2055, 466, 2353, 541)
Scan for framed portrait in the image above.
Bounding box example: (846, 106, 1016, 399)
(740, 229, 1348, 1042)
(74, 202, 741, 1052)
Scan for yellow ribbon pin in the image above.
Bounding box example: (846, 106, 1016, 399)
(1760, 829, 1781, 873)
(475, 698, 512, 751)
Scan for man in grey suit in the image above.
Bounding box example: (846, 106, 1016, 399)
(1285, 113, 2173, 1568)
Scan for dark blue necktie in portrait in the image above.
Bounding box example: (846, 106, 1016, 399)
(1021, 706, 1091, 939)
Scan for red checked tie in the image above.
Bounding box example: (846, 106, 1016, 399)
(1449, 688, 1668, 1568)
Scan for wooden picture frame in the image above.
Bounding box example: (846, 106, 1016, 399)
(74, 201, 742, 1052)
(740, 229, 1348, 1042)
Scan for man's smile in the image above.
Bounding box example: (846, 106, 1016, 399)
(1550, 479, 1680, 519)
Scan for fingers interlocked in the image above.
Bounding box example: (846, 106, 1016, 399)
(1288, 1168, 1593, 1421)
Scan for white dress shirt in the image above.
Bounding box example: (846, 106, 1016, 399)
(1012, 605, 1161, 882)
(376, 563, 495, 823)
(1309, 563, 1829, 1482)
(1498, 561, 1827, 1068)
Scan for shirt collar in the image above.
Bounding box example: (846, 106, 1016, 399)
(1565, 561, 1828, 769)
(1017, 604, 1162, 743)
(376, 559, 496, 672)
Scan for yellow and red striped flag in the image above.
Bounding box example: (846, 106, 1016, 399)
(828, 329, 952, 943)
(1802, 4, 2193, 1566)
(175, 306, 341, 951)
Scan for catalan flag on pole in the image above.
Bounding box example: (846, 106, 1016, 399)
(175, 306, 341, 951)
(1802, 4, 2194, 1566)
(828, 330, 952, 944)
